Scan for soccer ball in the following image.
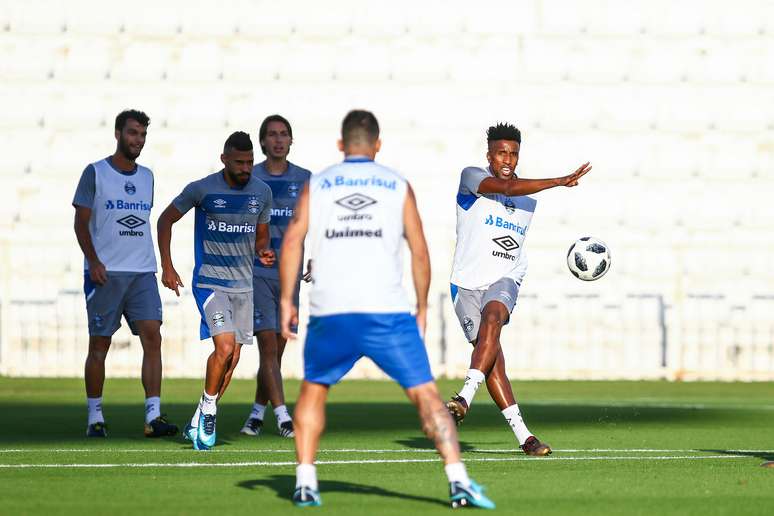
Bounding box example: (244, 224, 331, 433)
(566, 237, 611, 281)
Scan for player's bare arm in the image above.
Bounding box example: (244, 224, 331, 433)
(156, 203, 185, 296)
(73, 206, 108, 285)
(278, 182, 309, 340)
(478, 162, 592, 197)
(255, 222, 275, 266)
(402, 183, 431, 337)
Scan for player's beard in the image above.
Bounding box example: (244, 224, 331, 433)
(118, 135, 142, 161)
(226, 168, 251, 186)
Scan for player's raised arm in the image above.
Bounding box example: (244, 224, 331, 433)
(402, 183, 431, 337)
(477, 161, 592, 197)
(279, 182, 309, 340)
(156, 203, 185, 296)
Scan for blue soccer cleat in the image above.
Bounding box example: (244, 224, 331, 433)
(292, 486, 322, 507)
(449, 480, 495, 509)
(196, 412, 216, 450)
(183, 423, 198, 443)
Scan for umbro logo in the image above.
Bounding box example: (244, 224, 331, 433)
(335, 193, 377, 212)
(117, 214, 146, 230)
(492, 235, 519, 251)
(213, 198, 227, 208)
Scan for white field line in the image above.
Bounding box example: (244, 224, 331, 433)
(528, 401, 774, 411)
(0, 455, 752, 469)
(1, 448, 771, 454)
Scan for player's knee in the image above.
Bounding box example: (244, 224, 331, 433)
(481, 310, 504, 328)
(215, 339, 236, 360)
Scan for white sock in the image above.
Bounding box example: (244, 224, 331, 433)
(296, 463, 318, 490)
(87, 397, 104, 425)
(145, 396, 161, 424)
(274, 404, 291, 425)
(458, 369, 485, 407)
(200, 391, 218, 416)
(444, 462, 470, 487)
(502, 404, 533, 445)
(190, 403, 201, 428)
(249, 402, 266, 420)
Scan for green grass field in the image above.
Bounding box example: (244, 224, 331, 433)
(1, 377, 773, 515)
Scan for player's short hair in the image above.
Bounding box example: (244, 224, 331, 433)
(341, 109, 380, 146)
(486, 123, 521, 145)
(223, 131, 253, 154)
(258, 114, 292, 155)
(115, 109, 150, 131)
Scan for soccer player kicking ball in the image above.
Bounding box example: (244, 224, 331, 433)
(241, 115, 312, 439)
(447, 123, 592, 456)
(72, 109, 178, 438)
(279, 110, 495, 509)
(157, 132, 274, 451)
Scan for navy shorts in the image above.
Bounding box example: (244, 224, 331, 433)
(252, 276, 299, 333)
(304, 312, 434, 389)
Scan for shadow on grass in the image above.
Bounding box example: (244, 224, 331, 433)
(0, 401, 727, 446)
(395, 436, 479, 452)
(701, 449, 774, 462)
(237, 474, 448, 507)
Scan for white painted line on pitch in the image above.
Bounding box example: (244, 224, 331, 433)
(0, 455, 751, 469)
(528, 400, 774, 411)
(1, 448, 770, 454)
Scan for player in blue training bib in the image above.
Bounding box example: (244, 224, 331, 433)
(157, 131, 274, 451)
(277, 110, 495, 510)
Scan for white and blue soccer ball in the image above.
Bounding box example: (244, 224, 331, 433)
(566, 237, 611, 281)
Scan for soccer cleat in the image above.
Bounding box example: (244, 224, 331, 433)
(86, 422, 108, 437)
(195, 413, 217, 450)
(292, 486, 322, 507)
(183, 423, 198, 442)
(449, 480, 495, 509)
(520, 435, 552, 456)
(240, 417, 264, 436)
(144, 415, 179, 438)
(278, 420, 295, 438)
(446, 394, 468, 425)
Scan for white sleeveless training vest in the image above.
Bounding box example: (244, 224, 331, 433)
(307, 157, 411, 316)
(87, 158, 157, 273)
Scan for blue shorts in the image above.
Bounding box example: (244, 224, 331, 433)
(83, 272, 162, 337)
(304, 312, 434, 389)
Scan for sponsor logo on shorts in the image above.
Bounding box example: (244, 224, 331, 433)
(325, 227, 383, 239)
(124, 181, 136, 195)
(206, 218, 255, 233)
(117, 214, 146, 236)
(247, 197, 262, 214)
(253, 308, 263, 326)
(212, 311, 226, 328)
(92, 314, 104, 329)
(485, 215, 527, 236)
(287, 183, 300, 198)
(492, 235, 519, 261)
(463, 316, 474, 335)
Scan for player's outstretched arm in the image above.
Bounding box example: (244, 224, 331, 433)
(156, 203, 185, 296)
(73, 206, 108, 285)
(478, 162, 592, 197)
(279, 183, 309, 340)
(403, 183, 431, 337)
